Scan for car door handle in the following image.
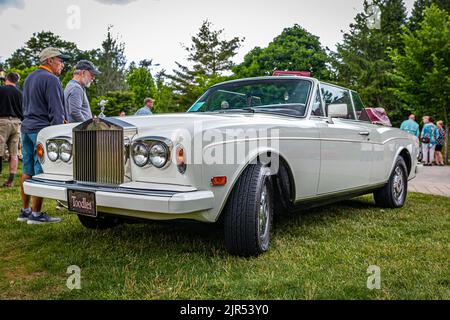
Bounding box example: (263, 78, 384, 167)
(359, 131, 370, 136)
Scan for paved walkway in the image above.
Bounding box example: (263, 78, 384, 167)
(409, 165, 450, 197)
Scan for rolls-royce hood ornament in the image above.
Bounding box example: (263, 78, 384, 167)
(98, 99, 108, 118)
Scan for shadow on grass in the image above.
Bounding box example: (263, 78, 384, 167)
(64, 196, 381, 257)
(274, 196, 379, 226)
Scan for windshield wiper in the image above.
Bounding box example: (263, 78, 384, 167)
(216, 107, 256, 114)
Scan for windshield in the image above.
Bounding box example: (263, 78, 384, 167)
(188, 78, 312, 117)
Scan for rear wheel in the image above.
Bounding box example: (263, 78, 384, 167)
(223, 163, 274, 257)
(77, 214, 123, 230)
(374, 157, 408, 208)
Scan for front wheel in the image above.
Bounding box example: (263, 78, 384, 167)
(374, 157, 408, 208)
(223, 163, 274, 257)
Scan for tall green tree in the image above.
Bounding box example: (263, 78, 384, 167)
(334, 0, 407, 125)
(153, 70, 179, 113)
(4, 31, 99, 84)
(185, 20, 244, 76)
(126, 59, 157, 108)
(233, 24, 332, 79)
(95, 26, 127, 96)
(409, 0, 450, 31)
(6, 31, 83, 69)
(390, 4, 449, 161)
(169, 20, 244, 110)
(168, 62, 200, 109)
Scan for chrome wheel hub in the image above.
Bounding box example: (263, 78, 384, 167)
(259, 185, 270, 243)
(393, 166, 404, 200)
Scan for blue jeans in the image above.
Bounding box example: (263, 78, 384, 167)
(21, 132, 43, 177)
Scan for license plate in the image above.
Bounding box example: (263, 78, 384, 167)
(67, 189, 97, 217)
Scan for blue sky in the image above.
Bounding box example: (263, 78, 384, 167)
(0, 0, 415, 73)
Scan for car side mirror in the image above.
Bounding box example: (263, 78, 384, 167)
(327, 103, 348, 123)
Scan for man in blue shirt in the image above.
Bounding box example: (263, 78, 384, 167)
(400, 114, 420, 137)
(19, 47, 69, 224)
(135, 98, 154, 116)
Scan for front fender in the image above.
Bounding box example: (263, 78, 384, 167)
(386, 144, 416, 182)
(201, 143, 284, 222)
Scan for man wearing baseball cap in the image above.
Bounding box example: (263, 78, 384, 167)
(19, 47, 69, 224)
(135, 97, 154, 116)
(64, 60, 101, 123)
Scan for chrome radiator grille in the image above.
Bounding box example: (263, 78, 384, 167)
(73, 130, 124, 185)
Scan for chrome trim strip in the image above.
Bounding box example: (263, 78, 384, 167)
(205, 136, 410, 150)
(294, 183, 386, 204)
(29, 178, 182, 197)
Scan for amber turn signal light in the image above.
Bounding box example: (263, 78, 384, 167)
(211, 176, 227, 186)
(37, 143, 44, 159)
(176, 146, 186, 174)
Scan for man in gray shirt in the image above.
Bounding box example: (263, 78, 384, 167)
(64, 60, 101, 123)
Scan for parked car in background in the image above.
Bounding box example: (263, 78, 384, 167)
(24, 73, 421, 256)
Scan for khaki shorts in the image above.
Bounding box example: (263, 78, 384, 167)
(0, 118, 21, 157)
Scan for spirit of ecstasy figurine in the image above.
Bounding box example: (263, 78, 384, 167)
(98, 99, 108, 118)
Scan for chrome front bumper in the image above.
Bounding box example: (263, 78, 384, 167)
(23, 176, 215, 216)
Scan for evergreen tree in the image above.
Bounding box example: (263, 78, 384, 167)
(334, 0, 407, 125)
(169, 20, 243, 110)
(409, 0, 450, 31)
(95, 26, 127, 96)
(168, 62, 199, 109)
(390, 4, 449, 161)
(185, 20, 244, 76)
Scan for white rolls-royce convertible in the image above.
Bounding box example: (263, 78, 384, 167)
(24, 74, 421, 256)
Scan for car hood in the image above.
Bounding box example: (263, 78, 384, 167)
(37, 112, 303, 143)
(118, 112, 302, 132)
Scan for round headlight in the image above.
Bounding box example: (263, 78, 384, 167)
(47, 142, 59, 162)
(132, 143, 149, 167)
(149, 143, 168, 168)
(59, 142, 72, 162)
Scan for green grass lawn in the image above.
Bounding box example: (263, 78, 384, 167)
(0, 163, 449, 300)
